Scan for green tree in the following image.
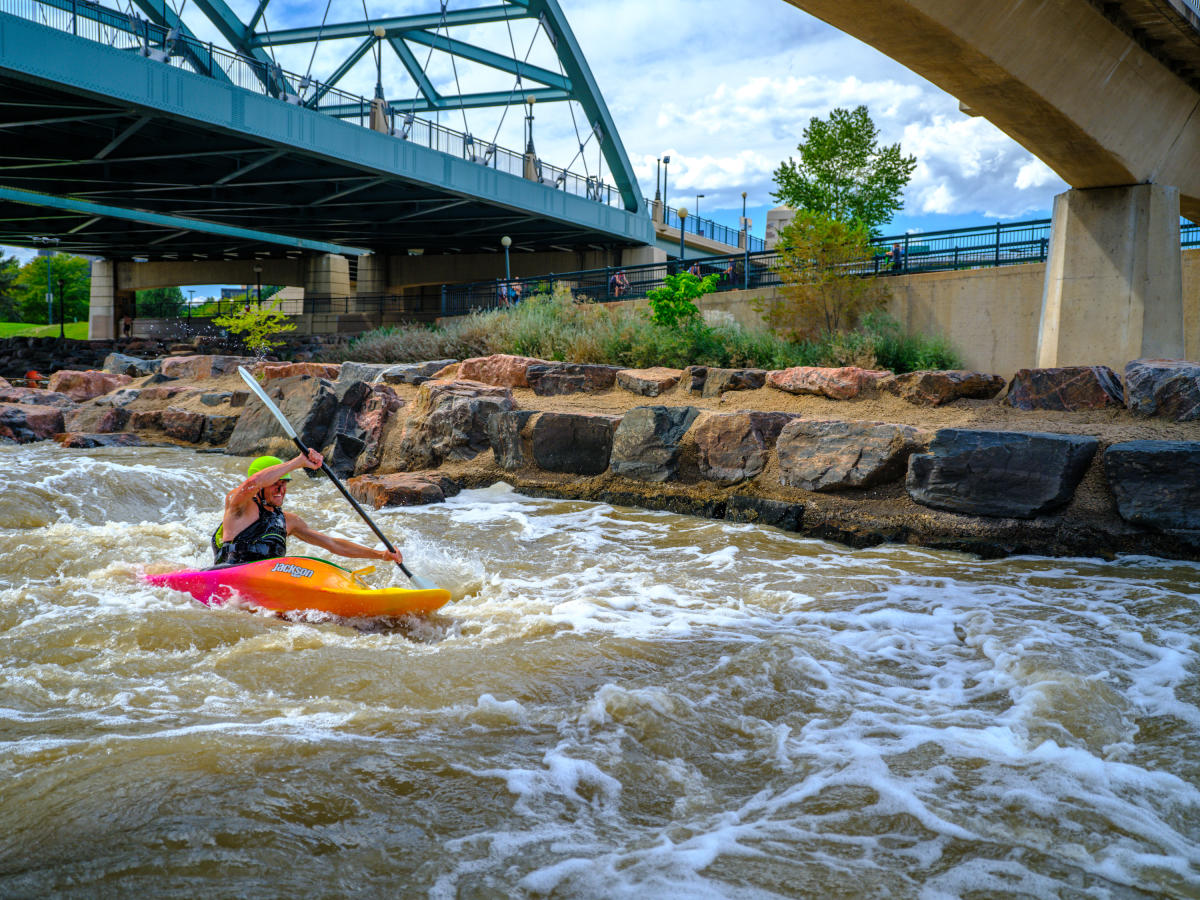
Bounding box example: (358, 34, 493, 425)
(14, 254, 91, 325)
(0, 255, 20, 322)
(645, 272, 721, 329)
(772, 105, 917, 234)
(761, 210, 891, 340)
(213, 298, 296, 354)
(136, 287, 186, 317)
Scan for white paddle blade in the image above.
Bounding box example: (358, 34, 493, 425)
(238, 366, 298, 439)
(409, 574, 440, 590)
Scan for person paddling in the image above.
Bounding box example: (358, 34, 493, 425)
(212, 452, 404, 567)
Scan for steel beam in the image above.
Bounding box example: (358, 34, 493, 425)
(400, 30, 571, 91)
(252, 6, 520, 46)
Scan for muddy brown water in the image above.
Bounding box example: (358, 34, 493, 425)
(1, 443, 1197, 897)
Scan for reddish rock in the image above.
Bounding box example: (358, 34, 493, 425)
(616, 367, 682, 397)
(137, 385, 191, 401)
(255, 362, 342, 382)
(1006, 366, 1124, 411)
(47, 370, 132, 402)
(346, 472, 461, 508)
(0, 376, 9, 389)
(679, 366, 707, 394)
(1124, 359, 1200, 421)
(63, 405, 130, 434)
(0, 385, 78, 408)
(385, 379, 515, 470)
(767, 366, 891, 400)
(352, 384, 405, 476)
(694, 411, 797, 484)
(55, 432, 148, 449)
(159, 354, 257, 380)
(881, 370, 1007, 406)
(128, 409, 164, 431)
(526, 363, 620, 396)
(778, 420, 930, 491)
(0, 403, 65, 443)
(162, 407, 207, 443)
(458, 354, 549, 388)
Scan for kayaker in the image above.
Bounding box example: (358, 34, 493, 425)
(212, 451, 404, 567)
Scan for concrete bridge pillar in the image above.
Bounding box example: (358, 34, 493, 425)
(303, 254, 351, 302)
(1037, 184, 1184, 371)
(87, 260, 133, 340)
(355, 254, 387, 296)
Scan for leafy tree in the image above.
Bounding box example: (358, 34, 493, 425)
(136, 287, 186, 317)
(14, 254, 91, 325)
(645, 272, 721, 329)
(772, 105, 917, 234)
(760, 210, 891, 340)
(213, 298, 295, 354)
(0, 255, 20, 322)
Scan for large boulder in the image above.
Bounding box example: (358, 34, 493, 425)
(906, 429, 1098, 518)
(526, 363, 621, 396)
(1104, 441, 1200, 533)
(616, 367, 682, 397)
(255, 362, 341, 382)
(880, 370, 1006, 406)
(46, 370, 131, 402)
(778, 420, 930, 491)
(1124, 359, 1200, 421)
(679, 366, 707, 394)
(226, 374, 339, 457)
(458, 354, 548, 388)
(102, 352, 160, 377)
(385, 379, 514, 471)
(694, 411, 795, 485)
(0, 403, 64, 443)
(377, 360, 460, 386)
(350, 384, 405, 476)
(487, 410, 537, 470)
(55, 432, 148, 448)
(159, 355, 256, 380)
(767, 366, 891, 400)
(609, 405, 700, 482)
(532, 412, 622, 475)
(1005, 366, 1124, 411)
(0, 385, 78, 408)
(63, 405, 130, 434)
(346, 471, 460, 508)
(701, 368, 767, 398)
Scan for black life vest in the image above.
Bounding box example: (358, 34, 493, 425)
(212, 496, 287, 565)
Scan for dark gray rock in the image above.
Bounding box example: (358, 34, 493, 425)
(1124, 359, 1200, 421)
(378, 360, 459, 386)
(532, 412, 621, 475)
(487, 410, 537, 470)
(388, 380, 514, 470)
(202, 414, 238, 445)
(54, 432, 148, 449)
(326, 432, 366, 480)
(102, 352, 160, 377)
(609, 405, 700, 482)
(200, 391, 233, 407)
(526, 363, 621, 396)
(1104, 441, 1200, 533)
(779, 420, 929, 491)
(226, 375, 339, 457)
(907, 429, 1098, 518)
(701, 368, 767, 398)
(679, 366, 707, 394)
(0, 403, 64, 443)
(725, 495, 804, 531)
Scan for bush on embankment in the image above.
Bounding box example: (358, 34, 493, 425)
(322, 289, 962, 373)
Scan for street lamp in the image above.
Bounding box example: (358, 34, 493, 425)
(57, 277, 64, 339)
(253, 264, 263, 307)
(662, 154, 671, 214)
(741, 191, 750, 290)
(695, 194, 705, 235)
(30, 236, 59, 328)
(500, 235, 512, 281)
(677, 206, 688, 264)
(188, 289, 194, 321)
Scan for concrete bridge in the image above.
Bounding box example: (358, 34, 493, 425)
(790, 0, 1200, 371)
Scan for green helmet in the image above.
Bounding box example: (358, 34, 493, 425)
(247, 455, 291, 481)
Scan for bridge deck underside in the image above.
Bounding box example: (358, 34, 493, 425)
(0, 72, 644, 261)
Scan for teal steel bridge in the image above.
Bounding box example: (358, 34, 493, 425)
(0, 0, 654, 260)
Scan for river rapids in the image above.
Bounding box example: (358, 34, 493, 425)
(0, 443, 1197, 897)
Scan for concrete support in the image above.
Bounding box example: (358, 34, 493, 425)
(87, 259, 116, 340)
(356, 253, 387, 296)
(369, 98, 389, 135)
(303, 254, 351, 301)
(1037, 184, 1184, 371)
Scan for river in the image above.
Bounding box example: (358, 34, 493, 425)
(1, 443, 1197, 898)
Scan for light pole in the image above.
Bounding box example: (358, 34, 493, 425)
(677, 206, 688, 265)
(188, 289, 194, 321)
(662, 155, 671, 216)
(31, 236, 59, 328)
(57, 277, 65, 339)
(695, 194, 705, 235)
(500, 235, 512, 281)
(253, 264, 263, 307)
(655, 158, 661, 205)
(741, 191, 750, 290)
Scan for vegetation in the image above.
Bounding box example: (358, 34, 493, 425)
(0, 321, 89, 339)
(645, 272, 720, 329)
(2, 253, 91, 325)
(136, 287, 187, 318)
(322, 286, 960, 373)
(212, 299, 296, 354)
(772, 105, 917, 235)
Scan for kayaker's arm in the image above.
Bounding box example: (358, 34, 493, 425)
(286, 513, 404, 565)
(226, 451, 321, 508)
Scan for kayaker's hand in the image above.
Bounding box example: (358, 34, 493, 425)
(380, 547, 403, 566)
(298, 448, 323, 470)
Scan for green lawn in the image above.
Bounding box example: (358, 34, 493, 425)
(0, 322, 90, 339)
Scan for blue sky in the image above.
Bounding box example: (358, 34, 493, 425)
(3, 0, 1069, 286)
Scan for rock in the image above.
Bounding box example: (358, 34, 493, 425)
(679, 366, 707, 394)
(0, 386, 78, 408)
(0, 403, 64, 443)
(377, 360, 460, 386)
(63, 405, 130, 434)
(102, 352, 160, 377)
(906, 429, 1098, 518)
(458, 354, 548, 388)
(702, 367, 767, 398)
(1124, 359, 1200, 421)
(767, 366, 891, 400)
(226, 375, 339, 457)
(159, 355, 257, 380)
(880, 370, 1007, 406)
(0, 376, 9, 389)
(487, 410, 537, 470)
(162, 407, 207, 443)
(47, 370, 132, 402)
(326, 432, 366, 480)
(532, 412, 622, 475)
(203, 414, 239, 445)
(725, 495, 804, 531)
(778, 420, 930, 491)
(1104, 441, 1200, 533)
(386, 379, 514, 470)
(694, 411, 796, 485)
(128, 409, 164, 431)
(609, 405, 700, 482)
(346, 472, 461, 508)
(55, 432, 148, 449)
(256, 362, 342, 382)
(615, 367, 682, 397)
(200, 391, 233, 407)
(350, 384, 405, 476)
(137, 385, 190, 401)
(230, 391, 248, 408)
(337, 362, 395, 384)
(1005, 366, 1124, 410)
(526, 363, 621, 396)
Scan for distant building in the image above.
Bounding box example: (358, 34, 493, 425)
(220, 287, 247, 299)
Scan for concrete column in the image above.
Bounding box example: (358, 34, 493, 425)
(303, 254, 351, 301)
(369, 97, 389, 134)
(87, 259, 116, 340)
(1037, 184, 1184, 371)
(355, 253, 388, 296)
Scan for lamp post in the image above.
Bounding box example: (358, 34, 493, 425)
(741, 191, 750, 291)
(662, 154, 671, 216)
(188, 289, 194, 321)
(57, 277, 65, 339)
(500, 235, 512, 281)
(677, 206, 688, 265)
(31, 236, 59, 328)
(695, 194, 705, 235)
(253, 264, 263, 307)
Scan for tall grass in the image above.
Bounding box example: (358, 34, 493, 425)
(323, 287, 962, 373)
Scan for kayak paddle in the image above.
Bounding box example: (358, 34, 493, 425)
(237, 365, 440, 591)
